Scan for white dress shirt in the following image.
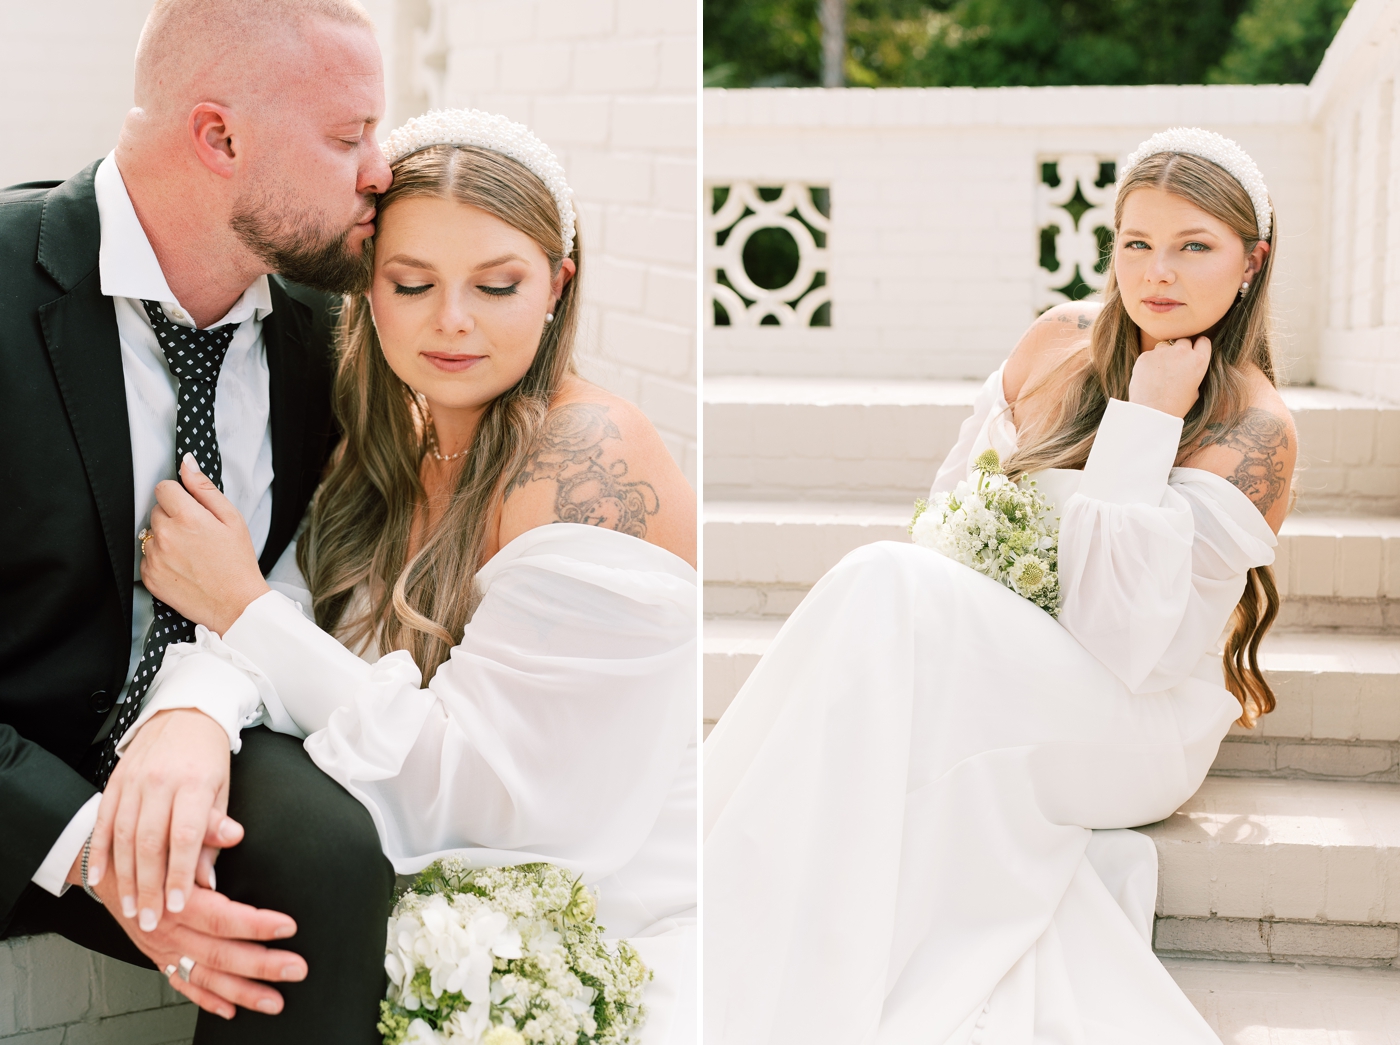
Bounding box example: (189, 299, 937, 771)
(31, 152, 278, 896)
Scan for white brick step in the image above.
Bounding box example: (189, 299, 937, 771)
(1143, 776, 1400, 966)
(704, 378, 1400, 512)
(704, 620, 1400, 781)
(1164, 958, 1400, 1041)
(0, 933, 193, 1043)
(1218, 631, 1400, 783)
(704, 502, 1400, 624)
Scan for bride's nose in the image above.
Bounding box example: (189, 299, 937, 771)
(1144, 250, 1176, 285)
(434, 288, 475, 337)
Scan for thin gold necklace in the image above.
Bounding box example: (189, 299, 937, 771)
(423, 409, 469, 462)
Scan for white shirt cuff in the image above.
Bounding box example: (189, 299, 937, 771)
(115, 629, 270, 757)
(31, 793, 102, 897)
(1077, 398, 1184, 506)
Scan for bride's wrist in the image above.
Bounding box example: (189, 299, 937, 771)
(211, 580, 272, 635)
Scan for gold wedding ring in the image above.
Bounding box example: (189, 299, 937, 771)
(138, 528, 153, 555)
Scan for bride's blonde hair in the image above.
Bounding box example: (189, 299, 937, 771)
(298, 144, 581, 680)
(1006, 152, 1280, 726)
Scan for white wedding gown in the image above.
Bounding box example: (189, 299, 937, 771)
(132, 524, 697, 1045)
(704, 369, 1277, 1044)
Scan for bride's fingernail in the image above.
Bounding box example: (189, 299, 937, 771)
(167, 889, 185, 913)
(257, 998, 281, 1014)
(121, 895, 137, 918)
(138, 907, 158, 932)
(207, 867, 217, 892)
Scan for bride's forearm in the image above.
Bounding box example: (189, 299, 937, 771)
(222, 591, 401, 736)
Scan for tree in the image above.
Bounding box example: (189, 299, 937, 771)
(1208, 0, 1355, 83)
(704, 0, 1355, 88)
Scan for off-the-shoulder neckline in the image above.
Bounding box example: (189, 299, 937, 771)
(478, 523, 698, 585)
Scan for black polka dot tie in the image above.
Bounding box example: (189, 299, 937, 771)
(91, 302, 235, 788)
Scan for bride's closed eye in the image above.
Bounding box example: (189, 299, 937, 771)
(393, 283, 433, 296)
(478, 283, 519, 297)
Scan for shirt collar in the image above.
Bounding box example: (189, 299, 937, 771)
(94, 152, 273, 327)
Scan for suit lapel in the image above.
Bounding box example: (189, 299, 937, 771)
(259, 280, 311, 575)
(37, 164, 135, 634)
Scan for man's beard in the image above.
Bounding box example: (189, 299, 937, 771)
(230, 193, 372, 295)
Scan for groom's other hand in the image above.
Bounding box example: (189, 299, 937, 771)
(88, 708, 243, 932)
(68, 853, 305, 1020)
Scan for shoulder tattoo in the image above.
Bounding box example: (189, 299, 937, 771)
(1038, 309, 1094, 330)
(1198, 407, 1290, 516)
(506, 403, 660, 537)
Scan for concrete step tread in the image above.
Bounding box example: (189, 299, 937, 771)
(705, 499, 914, 524)
(704, 375, 982, 404)
(705, 376, 1400, 411)
(1164, 958, 1400, 1041)
(707, 499, 1400, 532)
(1142, 776, 1400, 850)
(705, 619, 1400, 672)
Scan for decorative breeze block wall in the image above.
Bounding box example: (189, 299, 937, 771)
(706, 182, 831, 328)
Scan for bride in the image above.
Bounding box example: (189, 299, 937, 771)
(705, 128, 1294, 1044)
(94, 110, 697, 1042)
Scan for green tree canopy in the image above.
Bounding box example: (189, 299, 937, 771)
(704, 0, 1355, 88)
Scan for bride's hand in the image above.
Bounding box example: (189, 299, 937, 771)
(142, 454, 270, 633)
(1128, 336, 1212, 418)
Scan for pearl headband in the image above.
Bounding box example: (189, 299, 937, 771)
(381, 108, 577, 257)
(1119, 127, 1272, 241)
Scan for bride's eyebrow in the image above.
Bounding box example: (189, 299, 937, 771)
(382, 254, 436, 269)
(475, 253, 527, 270)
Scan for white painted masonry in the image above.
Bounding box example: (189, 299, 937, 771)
(4, 0, 698, 483)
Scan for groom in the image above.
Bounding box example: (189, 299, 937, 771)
(0, 1, 395, 1040)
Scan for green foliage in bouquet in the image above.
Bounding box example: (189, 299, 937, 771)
(910, 448, 1061, 616)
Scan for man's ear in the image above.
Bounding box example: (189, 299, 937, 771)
(189, 103, 239, 178)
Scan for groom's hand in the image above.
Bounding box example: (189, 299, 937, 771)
(72, 853, 305, 1020)
(89, 708, 239, 933)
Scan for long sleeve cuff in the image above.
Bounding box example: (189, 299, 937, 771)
(115, 630, 273, 756)
(1077, 398, 1184, 506)
(224, 590, 392, 737)
(31, 793, 102, 897)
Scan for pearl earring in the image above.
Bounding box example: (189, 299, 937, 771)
(545, 312, 555, 323)
(1239, 281, 1250, 297)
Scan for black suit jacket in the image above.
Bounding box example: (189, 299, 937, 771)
(0, 161, 339, 926)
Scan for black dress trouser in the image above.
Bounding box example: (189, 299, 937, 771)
(3, 727, 394, 1044)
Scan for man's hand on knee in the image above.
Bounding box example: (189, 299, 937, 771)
(88, 708, 240, 931)
(78, 856, 306, 1020)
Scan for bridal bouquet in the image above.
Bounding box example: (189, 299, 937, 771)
(377, 860, 650, 1045)
(909, 448, 1061, 616)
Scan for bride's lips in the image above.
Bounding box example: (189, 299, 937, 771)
(1142, 296, 1184, 313)
(422, 352, 485, 373)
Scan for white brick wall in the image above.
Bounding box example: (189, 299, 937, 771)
(1312, 0, 1400, 403)
(425, 0, 699, 482)
(4, 0, 698, 483)
(704, 85, 1324, 384)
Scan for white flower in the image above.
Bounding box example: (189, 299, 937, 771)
(405, 1018, 445, 1045)
(481, 1026, 527, 1045)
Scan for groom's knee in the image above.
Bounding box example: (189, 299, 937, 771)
(218, 727, 392, 958)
